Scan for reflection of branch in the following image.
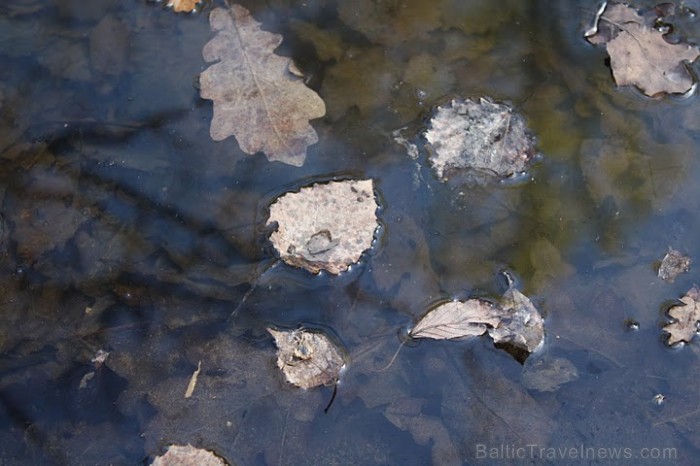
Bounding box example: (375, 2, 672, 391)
(555, 334, 624, 368)
(277, 406, 290, 466)
(229, 258, 280, 319)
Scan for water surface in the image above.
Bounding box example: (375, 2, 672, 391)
(0, 0, 699, 464)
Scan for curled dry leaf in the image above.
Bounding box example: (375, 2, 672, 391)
(166, 0, 201, 13)
(664, 285, 700, 345)
(151, 444, 227, 466)
(658, 247, 691, 283)
(267, 179, 379, 274)
(410, 281, 545, 356)
(268, 327, 346, 389)
(424, 98, 535, 181)
(585, 2, 700, 96)
(199, 5, 326, 166)
(489, 287, 545, 353)
(409, 299, 503, 340)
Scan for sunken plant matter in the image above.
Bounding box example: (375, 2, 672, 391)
(424, 98, 536, 181)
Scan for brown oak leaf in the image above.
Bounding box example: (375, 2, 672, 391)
(585, 2, 700, 96)
(664, 285, 700, 345)
(200, 5, 326, 166)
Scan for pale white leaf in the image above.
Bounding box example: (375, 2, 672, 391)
(151, 444, 227, 466)
(268, 327, 346, 389)
(410, 299, 503, 340)
(267, 179, 378, 274)
(424, 98, 535, 181)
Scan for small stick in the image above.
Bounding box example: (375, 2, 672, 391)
(324, 383, 338, 413)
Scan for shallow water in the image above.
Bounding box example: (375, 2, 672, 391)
(1, 0, 700, 464)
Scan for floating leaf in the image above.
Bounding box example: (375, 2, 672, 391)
(664, 285, 700, 345)
(199, 5, 326, 166)
(267, 179, 378, 274)
(658, 247, 691, 283)
(268, 327, 346, 389)
(166, 0, 201, 13)
(424, 98, 535, 181)
(409, 299, 502, 340)
(489, 286, 545, 353)
(151, 444, 227, 466)
(585, 1, 700, 96)
(409, 276, 544, 357)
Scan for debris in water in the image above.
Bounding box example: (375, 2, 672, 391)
(585, 1, 700, 96)
(663, 285, 700, 346)
(657, 247, 691, 283)
(151, 444, 227, 466)
(184, 360, 202, 399)
(424, 98, 536, 181)
(267, 179, 379, 274)
(268, 327, 346, 389)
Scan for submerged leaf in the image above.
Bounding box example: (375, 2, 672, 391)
(268, 328, 346, 389)
(199, 5, 326, 166)
(585, 2, 700, 96)
(664, 286, 700, 345)
(658, 247, 691, 283)
(522, 356, 578, 392)
(424, 98, 535, 181)
(151, 444, 227, 466)
(267, 179, 378, 274)
(337, 0, 441, 46)
(410, 299, 502, 340)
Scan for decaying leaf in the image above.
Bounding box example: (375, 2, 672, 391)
(267, 179, 378, 274)
(585, 2, 700, 96)
(409, 299, 503, 340)
(488, 286, 545, 353)
(522, 356, 578, 392)
(664, 285, 700, 345)
(410, 279, 545, 356)
(268, 327, 346, 389)
(166, 0, 201, 13)
(199, 5, 326, 166)
(424, 98, 535, 181)
(151, 444, 227, 466)
(658, 247, 691, 283)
